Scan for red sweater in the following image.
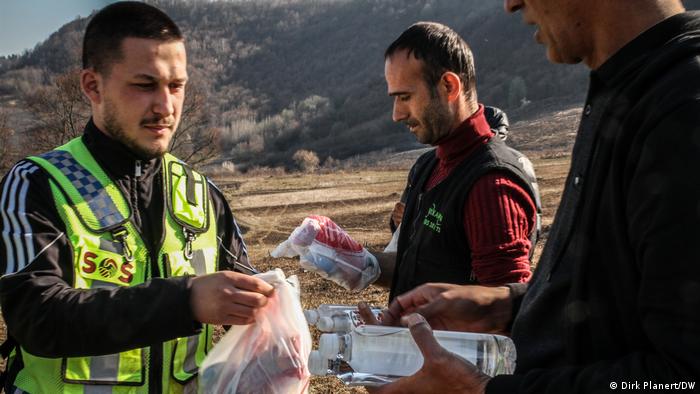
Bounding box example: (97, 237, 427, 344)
(425, 105, 535, 285)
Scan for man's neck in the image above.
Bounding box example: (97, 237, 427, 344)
(586, 0, 685, 69)
(449, 97, 479, 132)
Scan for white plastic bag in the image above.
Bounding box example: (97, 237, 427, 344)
(383, 223, 401, 253)
(271, 215, 380, 291)
(199, 269, 311, 394)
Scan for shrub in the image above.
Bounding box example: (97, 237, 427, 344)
(292, 149, 320, 173)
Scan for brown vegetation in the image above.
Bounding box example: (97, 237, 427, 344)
(210, 151, 569, 392)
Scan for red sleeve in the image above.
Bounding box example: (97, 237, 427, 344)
(464, 171, 536, 286)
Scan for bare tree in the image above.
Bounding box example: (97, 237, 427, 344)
(170, 81, 220, 166)
(21, 69, 90, 152)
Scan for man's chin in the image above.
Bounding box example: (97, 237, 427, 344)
(132, 142, 169, 160)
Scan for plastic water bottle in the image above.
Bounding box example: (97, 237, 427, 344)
(304, 304, 382, 333)
(309, 325, 516, 386)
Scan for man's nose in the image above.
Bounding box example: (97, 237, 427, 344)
(504, 0, 524, 13)
(392, 102, 408, 123)
(152, 87, 174, 117)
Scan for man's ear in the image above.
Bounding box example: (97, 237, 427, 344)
(81, 69, 102, 104)
(441, 72, 463, 103)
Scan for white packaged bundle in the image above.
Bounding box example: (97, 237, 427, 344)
(271, 215, 380, 291)
(199, 269, 311, 394)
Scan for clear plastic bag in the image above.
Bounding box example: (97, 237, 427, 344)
(271, 216, 380, 291)
(199, 269, 312, 394)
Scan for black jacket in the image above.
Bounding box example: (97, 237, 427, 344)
(488, 12, 700, 393)
(0, 120, 250, 390)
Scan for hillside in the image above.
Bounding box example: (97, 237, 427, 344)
(1, 0, 699, 168)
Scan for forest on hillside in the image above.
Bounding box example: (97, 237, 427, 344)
(1, 0, 698, 170)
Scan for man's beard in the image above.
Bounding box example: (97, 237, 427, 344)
(103, 100, 171, 159)
(420, 95, 452, 145)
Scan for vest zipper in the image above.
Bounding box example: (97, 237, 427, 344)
(149, 161, 169, 394)
(135, 159, 163, 393)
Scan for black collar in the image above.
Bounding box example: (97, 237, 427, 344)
(594, 11, 700, 87)
(81, 118, 162, 180)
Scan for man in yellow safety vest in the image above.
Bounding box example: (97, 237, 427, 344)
(0, 2, 273, 393)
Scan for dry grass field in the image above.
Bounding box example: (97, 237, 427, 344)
(218, 152, 570, 393)
(0, 104, 579, 392)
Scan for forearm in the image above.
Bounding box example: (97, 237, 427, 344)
(1, 274, 199, 357)
(372, 251, 397, 288)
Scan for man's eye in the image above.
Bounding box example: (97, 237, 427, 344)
(399, 95, 410, 102)
(133, 83, 155, 90)
(169, 83, 185, 91)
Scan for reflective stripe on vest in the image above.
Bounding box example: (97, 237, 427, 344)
(29, 140, 130, 232)
(15, 138, 218, 393)
(162, 158, 217, 382)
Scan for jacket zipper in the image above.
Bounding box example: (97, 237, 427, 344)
(134, 160, 163, 394)
(150, 160, 167, 394)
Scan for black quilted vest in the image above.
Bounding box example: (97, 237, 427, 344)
(389, 137, 542, 301)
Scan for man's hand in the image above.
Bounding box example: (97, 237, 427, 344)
(190, 271, 274, 325)
(369, 314, 490, 394)
(379, 283, 513, 335)
(391, 202, 406, 227)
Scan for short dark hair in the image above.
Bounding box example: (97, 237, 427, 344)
(385, 22, 476, 97)
(82, 1, 183, 74)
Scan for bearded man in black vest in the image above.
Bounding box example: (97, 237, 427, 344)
(369, 22, 542, 302)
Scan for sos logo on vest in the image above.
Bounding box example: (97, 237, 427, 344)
(81, 251, 135, 284)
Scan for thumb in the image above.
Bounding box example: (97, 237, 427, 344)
(403, 313, 443, 360)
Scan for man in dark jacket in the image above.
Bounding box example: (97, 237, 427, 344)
(0, 3, 273, 393)
(371, 1, 700, 393)
(369, 23, 541, 301)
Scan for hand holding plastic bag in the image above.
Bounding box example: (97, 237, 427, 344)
(199, 269, 311, 394)
(271, 215, 380, 291)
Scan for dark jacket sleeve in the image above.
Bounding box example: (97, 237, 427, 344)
(487, 102, 700, 393)
(208, 180, 253, 273)
(0, 161, 199, 358)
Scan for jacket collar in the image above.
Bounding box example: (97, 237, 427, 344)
(435, 104, 493, 163)
(81, 118, 162, 180)
(594, 11, 700, 87)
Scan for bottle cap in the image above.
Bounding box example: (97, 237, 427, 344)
(304, 309, 319, 325)
(308, 351, 329, 376)
(318, 333, 341, 359)
(317, 316, 335, 332)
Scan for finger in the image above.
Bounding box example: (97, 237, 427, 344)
(386, 291, 424, 321)
(403, 313, 443, 360)
(222, 289, 270, 308)
(383, 300, 405, 326)
(220, 302, 258, 319)
(358, 302, 380, 325)
(227, 272, 275, 296)
(222, 315, 256, 326)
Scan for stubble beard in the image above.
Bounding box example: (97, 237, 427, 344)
(103, 99, 171, 159)
(420, 95, 453, 146)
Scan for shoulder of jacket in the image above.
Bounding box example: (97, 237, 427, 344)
(1, 160, 45, 190)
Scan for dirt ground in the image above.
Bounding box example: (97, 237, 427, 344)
(218, 153, 570, 393)
(0, 153, 570, 392)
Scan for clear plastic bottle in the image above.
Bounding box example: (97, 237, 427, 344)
(304, 304, 382, 333)
(309, 325, 516, 386)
